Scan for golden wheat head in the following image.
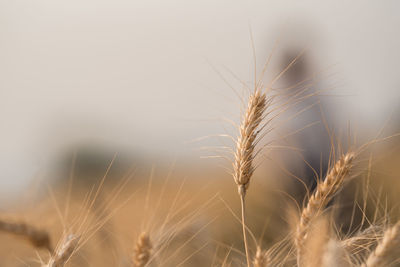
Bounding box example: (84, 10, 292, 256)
(233, 89, 267, 196)
(253, 246, 269, 267)
(44, 234, 80, 267)
(362, 221, 400, 267)
(296, 152, 355, 265)
(132, 232, 152, 267)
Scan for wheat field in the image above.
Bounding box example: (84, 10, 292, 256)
(1, 24, 400, 266)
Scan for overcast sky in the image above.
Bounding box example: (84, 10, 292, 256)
(0, 0, 399, 199)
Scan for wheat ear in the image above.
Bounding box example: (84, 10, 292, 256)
(342, 225, 383, 262)
(44, 234, 80, 267)
(253, 246, 269, 267)
(361, 222, 400, 267)
(132, 232, 152, 267)
(322, 239, 351, 267)
(0, 219, 52, 252)
(233, 89, 267, 194)
(233, 89, 267, 267)
(296, 152, 354, 266)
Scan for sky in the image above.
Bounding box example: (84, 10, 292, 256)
(0, 0, 399, 199)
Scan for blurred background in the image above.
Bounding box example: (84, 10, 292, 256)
(0, 1, 400, 265)
(1, 0, 399, 201)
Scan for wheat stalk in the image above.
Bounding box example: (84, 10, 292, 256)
(132, 232, 152, 267)
(44, 234, 80, 267)
(361, 222, 400, 267)
(296, 152, 355, 266)
(0, 219, 52, 252)
(232, 89, 267, 267)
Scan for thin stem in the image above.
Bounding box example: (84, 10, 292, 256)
(239, 186, 250, 267)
